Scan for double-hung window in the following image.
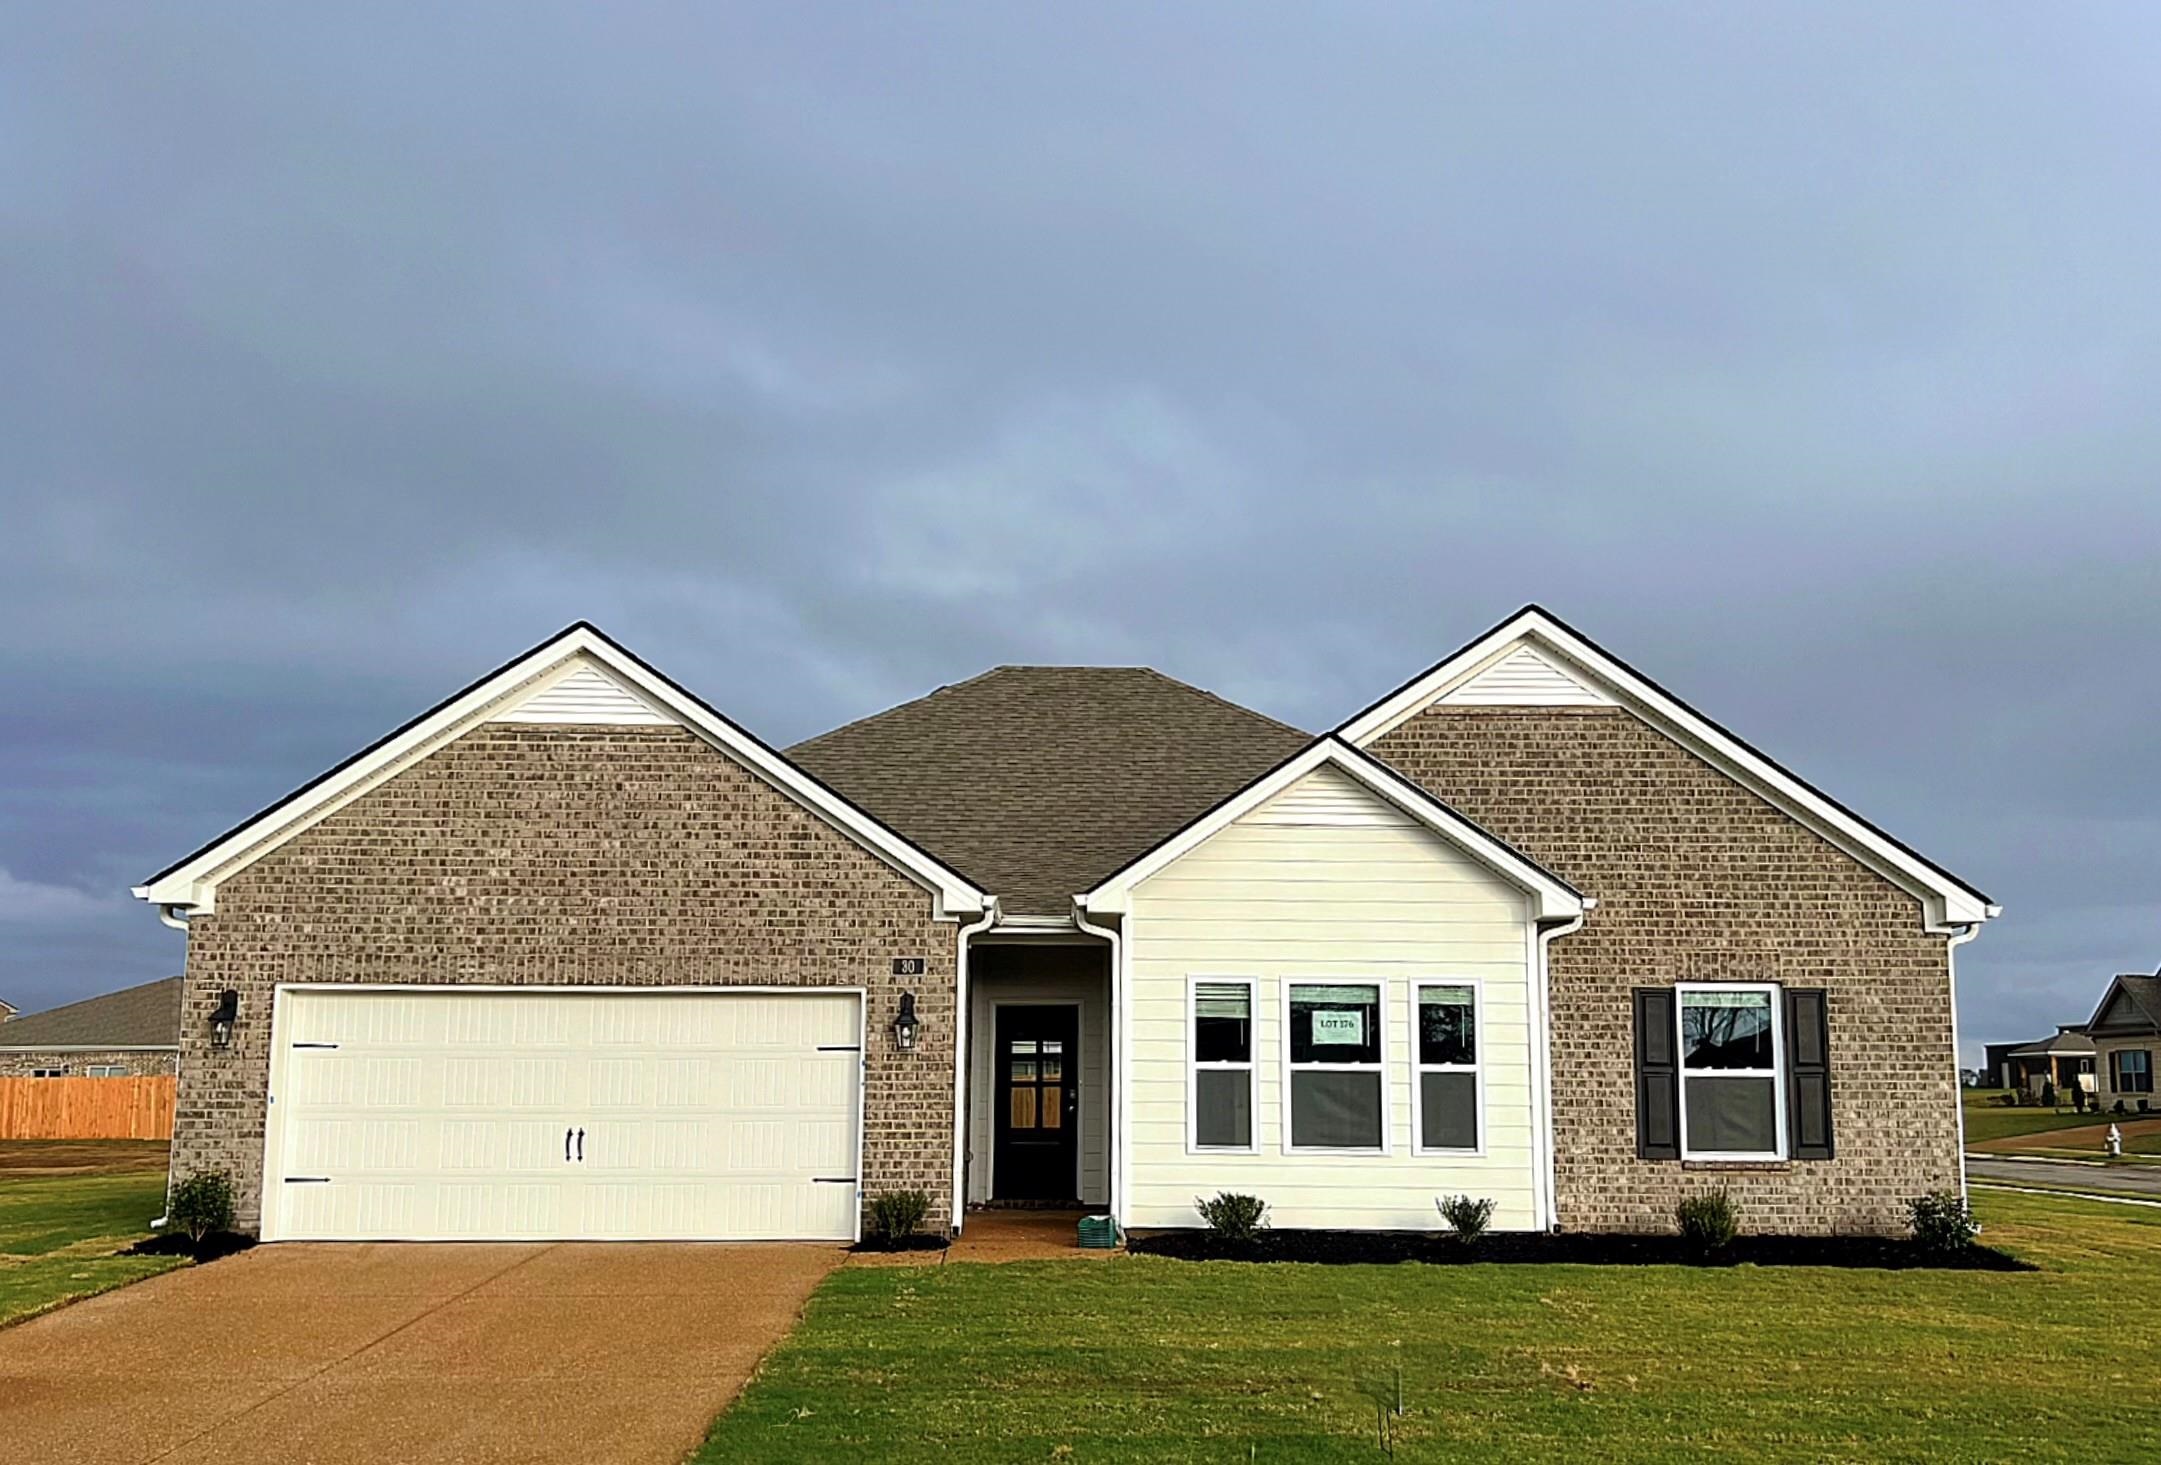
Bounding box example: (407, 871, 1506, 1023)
(1414, 982, 1481, 1152)
(1286, 982, 1385, 1151)
(1677, 983, 1785, 1160)
(84, 1064, 127, 1078)
(2113, 1049, 2154, 1095)
(1190, 979, 1255, 1150)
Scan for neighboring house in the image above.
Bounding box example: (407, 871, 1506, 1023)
(0, 976, 183, 1078)
(1986, 1027, 2095, 1096)
(0, 997, 18, 1022)
(2087, 970, 2161, 1112)
(134, 608, 1996, 1243)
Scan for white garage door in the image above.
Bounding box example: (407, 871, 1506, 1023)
(262, 988, 863, 1242)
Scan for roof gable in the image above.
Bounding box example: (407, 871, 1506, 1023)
(2091, 973, 2161, 1033)
(1081, 737, 1586, 922)
(1337, 606, 1996, 932)
(137, 625, 988, 920)
(0, 976, 182, 1050)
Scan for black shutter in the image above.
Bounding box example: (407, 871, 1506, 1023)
(1785, 987, 1834, 1160)
(1634, 988, 1680, 1161)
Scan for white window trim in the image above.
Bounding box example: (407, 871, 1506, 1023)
(84, 1064, 129, 1078)
(2114, 1049, 2154, 1095)
(1281, 979, 1391, 1156)
(1676, 981, 1787, 1162)
(1411, 979, 1485, 1157)
(1186, 976, 1259, 1156)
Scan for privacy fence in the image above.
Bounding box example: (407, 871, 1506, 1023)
(0, 1076, 176, 1140)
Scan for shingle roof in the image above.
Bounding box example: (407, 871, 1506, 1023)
(2008, 1027, 2097, 1058)
(789, 666, 1310, 918)
(0, 976, 183, 1050)
(2104, 973, 2161, 1031)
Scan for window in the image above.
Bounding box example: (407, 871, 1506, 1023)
(1190, 979, 1255, 1150)
(1677, 984, 1785, 1160)
(2113, 1049, 2154, 1095)
(1286, 982, 1385, 1151)
(84, 1065, 127, 1078)
(30, 1066, 67, 1078)
(1414, 983, 1481, 1152)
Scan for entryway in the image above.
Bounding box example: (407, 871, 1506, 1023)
(965, 941, 1110, 1211)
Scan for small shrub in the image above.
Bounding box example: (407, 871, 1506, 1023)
(2040, 1078, 2056, 1109)
(2114, 1099, 2127, 1114)
(1436, 1194, 1496, 1243)
(168, 1171, 235, 1249)
(2071, 1085, 2086, 1113)
(865, 1188, 930, 1246)
(1674, 1190, 1738, 1257)
(1195, 1191, 1269, 1244)
(1907, 1190, 1978, 1253)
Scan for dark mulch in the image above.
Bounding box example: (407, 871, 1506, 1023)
(850, 1233, 950, 1255)
(126, 1231, 256, 1263)
(1128, 1229, 2032, 1271)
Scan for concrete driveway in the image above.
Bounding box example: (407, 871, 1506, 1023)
(0, 1241, 842, 1465)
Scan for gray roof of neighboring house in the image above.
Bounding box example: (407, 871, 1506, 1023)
(789, 666, 1311, 919)
(0, 976, 183, 1050)
(2008, 1027, 2097, 1058)
(2098, 972, 2161, 1032)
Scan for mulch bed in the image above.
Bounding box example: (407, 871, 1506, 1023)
(849, 1233, 950, 1255)
(1128, 1229, 2032, 1271)
(126, 1231, 256, 1263)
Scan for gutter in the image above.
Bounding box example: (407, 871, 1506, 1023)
(1533, 907, 1590, 1232)
(948, 900, 1000, 1233)
(1070, 901, 1124, 1229)
(1946, 921, 1983, 1207)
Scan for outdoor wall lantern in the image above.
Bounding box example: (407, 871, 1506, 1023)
(209, 990, 240, 1050)
(892, 991, 921, 1052)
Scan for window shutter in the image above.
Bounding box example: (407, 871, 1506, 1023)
(1633, 988, 1680, 1161)
(1785, 987, 1834, 1161)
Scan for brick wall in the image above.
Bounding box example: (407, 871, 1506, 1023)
(172, 724, 960, 1235)
(0, 1049, 176, 1078)
(1372, 706, 1961, 1236)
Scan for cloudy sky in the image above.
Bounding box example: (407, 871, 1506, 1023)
(4, 6, 2156, 1058)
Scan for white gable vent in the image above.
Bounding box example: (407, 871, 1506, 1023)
(1439, 643, 1613, 707)
(1239, 764, 1419, 828)
(492, 663, 676, 725)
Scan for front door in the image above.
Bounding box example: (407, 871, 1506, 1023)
(993, 1006, 1079, 1201)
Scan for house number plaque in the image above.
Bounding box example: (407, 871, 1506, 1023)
(891, 957, 925, 976)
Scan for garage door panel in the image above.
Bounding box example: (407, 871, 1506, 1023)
(267, 989, 863, 1242)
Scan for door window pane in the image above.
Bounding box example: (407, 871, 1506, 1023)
(1290, 1070, 1383, 1149)
(1418, 986, 1476, 1066)
(1419, 1071, 1477, 1150)
(1290, 983, 1381, 1064)
(1681, 990, 1774, 1069)
(1195, 1068, 1251, 1148)
(1009, 1058, 1036, 1082)
(1041, 1086, 1062, 1128)
(1009, 1086, 1036, 1129)
(1684, 1076, 1777, 1153)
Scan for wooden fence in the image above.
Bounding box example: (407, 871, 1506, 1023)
(0, 1076, 176, 1140)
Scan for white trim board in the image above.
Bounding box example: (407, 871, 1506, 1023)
(1336, 606, 1997, 933)
(135, 624, 988, 921)
(1078, 737, 1586, 923)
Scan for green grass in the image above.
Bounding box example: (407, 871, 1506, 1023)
(698, 1193, 2161, 1463)
(1961, 1099, 2112, 1145)
(0, 1170, 183, 1328)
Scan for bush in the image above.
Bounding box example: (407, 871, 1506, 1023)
(2041, 1078, 2056, 1108)
(865, 1188, 930, 1246)
(1675, 1190, 1738, 1257)
(1908, 1190, 1978, 1253)
(1436, 1194, 1496, 1243)
(168, 1171, 235, 1249)
(2114, 1099, 2127, 1114)
(1195, 1192, 1269, 1244)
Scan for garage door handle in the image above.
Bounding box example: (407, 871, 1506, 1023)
(575, 1128, 585, 1163)
(565, 1127, 574, 1162)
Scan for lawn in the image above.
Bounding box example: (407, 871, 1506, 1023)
(0, 1142, 183, 1328)
(699, 1192, 2161, 1463)
(1959, 1093, 2129, 1146)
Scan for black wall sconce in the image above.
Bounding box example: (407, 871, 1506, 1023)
(209, 990, 239, 1050)
(892, 991, 921, 1052)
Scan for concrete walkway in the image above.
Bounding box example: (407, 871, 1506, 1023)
(0, 1241, 842, 1465)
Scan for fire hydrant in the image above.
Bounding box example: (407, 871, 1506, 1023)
(2106, 1124, 2123, 1158)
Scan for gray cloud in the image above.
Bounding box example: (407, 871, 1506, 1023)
(4, 5, 2158, 1054)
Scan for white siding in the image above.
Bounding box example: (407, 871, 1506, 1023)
(1124, 768, 1540, 1231)
(968, 956, 1110, 1206)
(1440, 642, 1613, 706)
(492, 661, 676, 725)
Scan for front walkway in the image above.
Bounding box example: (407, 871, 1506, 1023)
(849, 1208, 1117, 1267)
(0, 1240, 841, 1464)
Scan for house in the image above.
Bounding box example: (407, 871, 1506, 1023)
(2086, 970, 2161, 1113)
(1983, 1027, 2096, 1096)
(133, 607, 1996, 1243)
(0, 976, 183, 1078)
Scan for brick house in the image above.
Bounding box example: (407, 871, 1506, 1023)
(0, 976, 182, 1079)
(136, 609, 1995, 1241)
(2085, 971, 2161, 1113)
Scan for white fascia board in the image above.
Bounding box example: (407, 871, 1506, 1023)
(1336, 609, 1997, 933)
(1078, 737, 1585, 922)
(135, 625, 988, 921)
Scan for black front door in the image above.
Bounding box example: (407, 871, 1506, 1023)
(993, 1006, 1079, 1201)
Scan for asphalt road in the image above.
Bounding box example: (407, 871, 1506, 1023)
(1968, 1156, 2161, 1199)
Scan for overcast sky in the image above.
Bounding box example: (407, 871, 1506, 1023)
(4, 6, 2157, 1058)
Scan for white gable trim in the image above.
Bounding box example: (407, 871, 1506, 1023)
(1441, 642, 1614, 707)
(135, 625, 989, 921)
(1078, 738, 1586, 922)
(491, 660, 675, 725)
(1337, 607, 1997, 932)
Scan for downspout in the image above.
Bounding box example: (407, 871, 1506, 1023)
(949, 900, 1000, 1235)
(1946, 921, 1982, 1207)
(150, 905, 194, 1229)
(1533, 909, 1587, 1233)
(1071, 901, 1123, 1228)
